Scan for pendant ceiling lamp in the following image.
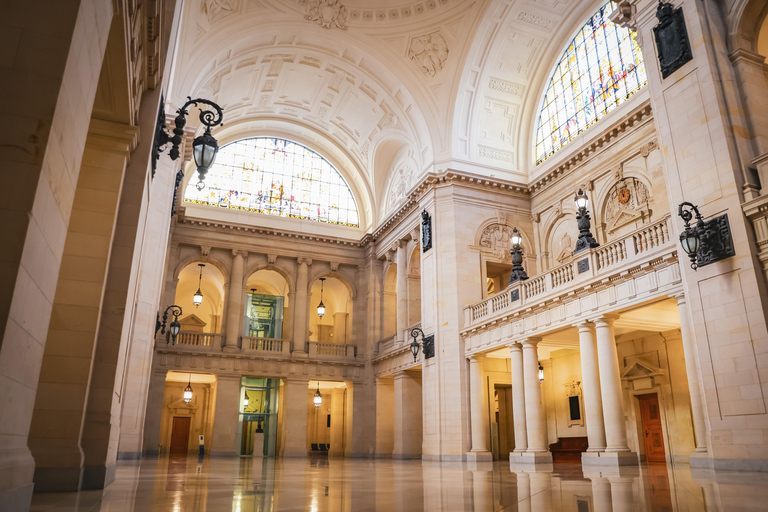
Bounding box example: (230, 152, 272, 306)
(193, 263, 205, 308)
(183, 374, 193, 403)
(313, 383, 322, 408)
(317, 278, 326, 318)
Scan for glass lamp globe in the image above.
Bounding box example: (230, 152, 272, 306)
(317, 301, 326, 319)
(574, 189, 589, 210)
(192, 129, 219, 171)
(313, 388, 322, 408)
(170, 320, 181, 337)
(680, 229, 700, 257)
(410, 339, 420, 361)
(243, 395, 249, 409)
(193, 288, 203, 307)
(183, 383, 193, 403)
(538, 363, 544, 383)
(511, 227, 522, 246)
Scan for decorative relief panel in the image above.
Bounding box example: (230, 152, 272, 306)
(479, 223, 516, 262)
(604, 177, 651, 233)
(408, 32, 449, 77)
(386, 165, 415, 214)
(201, 0, 237, 24)
(303, 0, 349, 30)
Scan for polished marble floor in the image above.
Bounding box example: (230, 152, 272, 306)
(28, 455, 768, 511)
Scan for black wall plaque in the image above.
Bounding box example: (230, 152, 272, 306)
(577, 258, 590, 274)
(653, 2, 693, 79)
(421, 209, 433, 252)
(423, 335, 435, 359)
(510, 289, 520, 302)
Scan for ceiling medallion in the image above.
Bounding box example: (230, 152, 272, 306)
(304, 0, 349, 30)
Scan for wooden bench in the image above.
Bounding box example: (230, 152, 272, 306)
(549, 437, 588, 463)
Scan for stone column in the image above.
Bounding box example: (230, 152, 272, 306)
(392, 371, 422, 459)
(594, 315, 636, 465)
(139, 370, 168, 458)
(396, 242, 408, 342)
(210, 375, 241, 457)
(333, 312, 348, 344)
(281, 378, 309, 457)
(292, 258, 311, 355)
(521, 338, 551, 463)
(675, 294, 708, 453)
(375, 378, 395, 456)
(329, 388, 345, 456)
(577, 321, 607, 457)
(224, 251, 246, 351)
(467, 355, 492, 461)
(509, 343, 527, 455)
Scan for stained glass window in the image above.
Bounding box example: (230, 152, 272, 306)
(534, 1, 647, 164)
(183, 137, 359, 227)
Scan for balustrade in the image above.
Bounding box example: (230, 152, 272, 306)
(174, 331, 221, 347)
(308, 341, 356, 359)
(243, 336, 289, 354)
(465, 215, 674, 325)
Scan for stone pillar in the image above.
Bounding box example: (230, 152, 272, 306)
(329, 388, 345, 456)
(577, 321, 607, 459)
(224, 251, 246, 351)
(333, 312, 348, 344)
(594, 315, 636, 465)
(675, 294, 709, 454)
(521, 338, 551, 464)
(375, 378, 395, 457)
(467, 355, 492, 461)
(396, 242, 408, 342)
(292, 258, 311, 354)
(509, 343, 527, 454)
(392, 371, 422, 459)
(281, 378, 309, 457)
(210, 375, 241, 457)
(28, 121, 138, 492)
(140, 370, 168, 458)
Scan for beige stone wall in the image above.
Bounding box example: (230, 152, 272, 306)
(156, 381, 214, 455)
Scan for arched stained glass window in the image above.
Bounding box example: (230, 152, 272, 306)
(534, 1, 647, 164)
(183, 137, 359, 227)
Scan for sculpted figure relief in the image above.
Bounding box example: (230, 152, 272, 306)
(408, 32, 449, 77)
(387, 166, 414, 213)
(479, 224, 515, 261)
(304, 0, 349, 30)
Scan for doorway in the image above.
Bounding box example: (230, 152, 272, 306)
(170, 416, 191, 456)
(638, 393, 666, 463)
(492, 385, 514, 460)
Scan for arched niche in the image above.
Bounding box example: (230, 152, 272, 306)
(596, 174, 654, 241)
(309, 275, 353, 345)
(174, 262, 226, 333)
(244, 269, 291, 340)
(475, 219, 534, 297)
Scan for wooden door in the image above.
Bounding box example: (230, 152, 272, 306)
(638, 394, 666, 463)
(170, 416, 191, 456)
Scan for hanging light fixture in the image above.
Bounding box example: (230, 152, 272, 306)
(538, 362, 545, 383)
(193, 263, 205, 308)
(243, 392, 249, 409)
(313, 383, 322, 408)
(317, 278, 326, 318)
(183, 374, 194, 403)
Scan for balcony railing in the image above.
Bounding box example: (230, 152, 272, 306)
(174, 331, 222, 347)
(242, 336, 291, 355)
(308, 342, 356, 360)
(465, 215, 673, 327)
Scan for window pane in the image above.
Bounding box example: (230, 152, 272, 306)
(183, 137, 360, 227)
(534, 1, 647, 164)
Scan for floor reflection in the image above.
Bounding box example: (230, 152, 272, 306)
(28, 456, 768, 511)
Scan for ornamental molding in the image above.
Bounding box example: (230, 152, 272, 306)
(303, 0, 349, 29)
(529, 101, 653, 196)
(408, 31, 449, 77)
(516, 10, 554, 30)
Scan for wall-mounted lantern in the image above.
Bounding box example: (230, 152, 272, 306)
(508, 227, 529, 285)
(677, 202, 734, 270)
(409, 327, 435, 363)
(539, 362, 545, 383)
(156, 305, 183, 344)
(152, 97, 224, 190)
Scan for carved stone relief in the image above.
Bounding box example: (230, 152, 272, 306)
(604, 177, 651, 233)
(556, 232, 573, 263)
(386, 166, 415, 213)
(408, 32, 448, 77)
(201, 0, 236, 24)
(303, 0, 349, 30)
(479, 223, 516, 262)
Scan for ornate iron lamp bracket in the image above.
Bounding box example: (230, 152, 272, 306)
(677, 202, 734, 270)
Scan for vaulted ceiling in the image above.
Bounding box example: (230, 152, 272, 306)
(170, 0, 616, 229)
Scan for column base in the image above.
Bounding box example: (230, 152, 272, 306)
(392, 453, 422, 460)
(581, 450, 637, 467)
(0, 483, 34, 512)
(81, 464, 116, 490)
(32, 466, 84, 492)
(291, 351, 308, 359)
(509, 450, 553, 469)
(222, 346, 240, 353)
(465, 450, 493, 463)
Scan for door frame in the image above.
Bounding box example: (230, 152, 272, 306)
(628, 386, 672, 464)
(169, 415, 193, 455)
